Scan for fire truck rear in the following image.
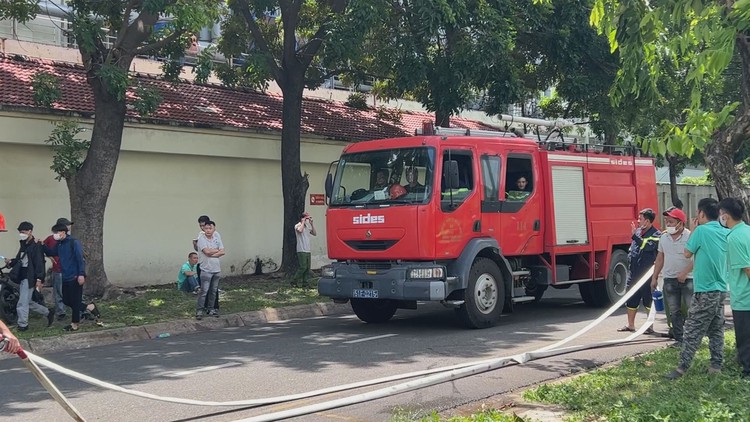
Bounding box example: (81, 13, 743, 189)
(319, 122, 658, 328)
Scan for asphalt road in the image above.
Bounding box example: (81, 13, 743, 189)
(0, 286, 674, 422)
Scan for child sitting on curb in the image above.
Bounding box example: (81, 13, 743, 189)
(177, 252, 200, 294)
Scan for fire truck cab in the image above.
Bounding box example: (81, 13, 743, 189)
(320, 124, 658, 328)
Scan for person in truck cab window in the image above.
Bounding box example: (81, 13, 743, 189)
(405, 167, 425, 193)
(373, 169, 389, 190)
(507, 176, 531, 201)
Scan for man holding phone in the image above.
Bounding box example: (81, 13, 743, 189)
(292, 211, 317, 288)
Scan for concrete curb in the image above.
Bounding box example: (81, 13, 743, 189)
(2, 302, 351, 359)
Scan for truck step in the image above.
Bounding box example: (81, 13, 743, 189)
(512, 296, 537, 304)
(512, 270, 531, 277)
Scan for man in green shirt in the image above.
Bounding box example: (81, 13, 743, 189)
(719, 197, 750, 378)
(667, 198, 729, 379)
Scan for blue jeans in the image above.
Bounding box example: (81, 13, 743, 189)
(52, 271, 66, 316)
(180, 275, 199, 292)
(196, 272, 220, 313)
(17, 279, 50, 328)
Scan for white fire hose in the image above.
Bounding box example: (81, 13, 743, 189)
(12, 267, 657, 421)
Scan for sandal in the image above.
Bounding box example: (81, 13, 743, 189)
(617, 326, 636, 332)
(645, 327, 655, 335)
(63, 324, 79, 332)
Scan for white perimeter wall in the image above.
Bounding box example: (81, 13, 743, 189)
(0, 111, 344, 286)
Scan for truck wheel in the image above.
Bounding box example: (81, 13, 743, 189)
(458, 257, 505, 328)
(351, 299, 397, 323)
(579, 250, 628, 307)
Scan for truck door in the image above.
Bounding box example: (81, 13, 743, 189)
(498, 152, 544, 255)
(436, 147, 479, 258)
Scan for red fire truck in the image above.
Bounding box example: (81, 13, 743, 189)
(320, 122, 658, 328)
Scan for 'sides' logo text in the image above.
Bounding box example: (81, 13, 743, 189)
(353, 214, 385, 225)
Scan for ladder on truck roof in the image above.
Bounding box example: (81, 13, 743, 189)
(414, 118, 647, 157)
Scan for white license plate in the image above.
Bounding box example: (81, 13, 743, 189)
(353, 289, 379, 299)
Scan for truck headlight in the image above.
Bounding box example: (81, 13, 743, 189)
(408, 267, 445, 279)
(321, 265, 335, 278)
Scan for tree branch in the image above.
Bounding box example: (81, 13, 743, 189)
(234, 0, 281, 81)
(114, 0, 139, 51)
(135, 30, 182, 55)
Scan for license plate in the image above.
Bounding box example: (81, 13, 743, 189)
(353, 289, 379, 299)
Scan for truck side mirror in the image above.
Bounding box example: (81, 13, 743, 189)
(443, 160, 459, 190)
(325, 173, 333, 199)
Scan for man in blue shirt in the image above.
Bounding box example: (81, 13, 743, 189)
(667, 198, 729, 379)
(44, 223, 87, 331)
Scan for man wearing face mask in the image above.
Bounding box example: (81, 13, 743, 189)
(4, 222, 54, 331)
(718, 197, 750, 378)
(651, 207, 693, 347)
(43, 224, 86, 331)
(666, 198, 729, 379)
(43, 217, 73, 321)
(618, 208, 661, 333)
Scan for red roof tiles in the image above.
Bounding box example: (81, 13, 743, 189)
(0, 54, 501, 142)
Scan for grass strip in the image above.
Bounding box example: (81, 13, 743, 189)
(16, 276, 322, 339)
(524, 331, 750, 421)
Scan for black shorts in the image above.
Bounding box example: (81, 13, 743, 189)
(626, 279, 653, 310)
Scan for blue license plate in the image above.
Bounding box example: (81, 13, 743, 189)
(353, 289, 379, 299)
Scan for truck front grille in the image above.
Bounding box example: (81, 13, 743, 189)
(344, 240, 398, 251)
(356, 261, 394, 270)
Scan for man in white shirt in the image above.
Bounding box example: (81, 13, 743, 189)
(195, 221, 224, 319)
(292, 212, 316, 288)
(651, 207, 694, 347)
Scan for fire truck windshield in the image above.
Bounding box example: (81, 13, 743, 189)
(330, 147, 435, 206)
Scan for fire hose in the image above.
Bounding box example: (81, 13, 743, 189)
(4, 267, 659, 421)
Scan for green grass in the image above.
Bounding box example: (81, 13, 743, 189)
(391, 408, 530, 422)
(523, 331, 750, 422)
(15, 275, 323, 340)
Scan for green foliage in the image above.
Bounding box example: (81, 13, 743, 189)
(44, 120, 90, 181)
(680, 174, 712, 186)
(375, 106, 403, 125)
(360, 0, 515, 125)
(391, 407, 529, 422)
(131, 85, 163, 117)
(344, 92, 369, 110)
(96, 64, 130, 101)
(525, 332, 750, 421)
(30, 72, 61, 108)
(0, 0, 39, 23)
(591, 0, 749, 156)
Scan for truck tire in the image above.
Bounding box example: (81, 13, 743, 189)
(458, 257, 505, 328)
(579, 250, 629, 307)
(351, 299, 397, 324)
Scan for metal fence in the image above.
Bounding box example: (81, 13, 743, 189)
(656, 183, 716, 226)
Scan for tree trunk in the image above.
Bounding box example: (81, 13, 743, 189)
(666, 155, 683, 209)
(435, 110, 450, 128)
(704, 35, 750, 222)
(279, 74, 311, 274)
(68, 73, 128, 297)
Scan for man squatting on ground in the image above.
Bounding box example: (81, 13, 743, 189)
(667, 198, 728, 379)
(651, 207, 694, 347)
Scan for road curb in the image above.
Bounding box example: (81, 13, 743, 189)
(2, 302, 351, 358)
